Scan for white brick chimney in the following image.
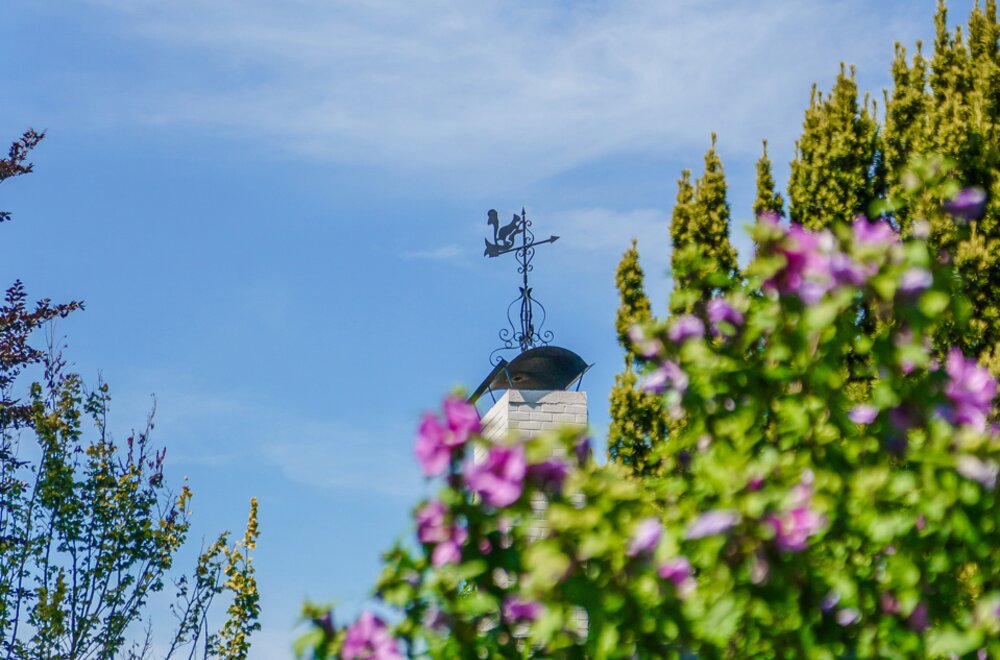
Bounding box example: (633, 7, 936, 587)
(480, 390, 588, 443)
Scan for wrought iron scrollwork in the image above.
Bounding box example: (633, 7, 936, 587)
(484, 208, 559, 365)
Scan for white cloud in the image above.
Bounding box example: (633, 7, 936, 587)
(263, 435, 422, 499)
(78, 0, 922, 187)
(102, 380, 422, 499)
(543, 207, 668, 255)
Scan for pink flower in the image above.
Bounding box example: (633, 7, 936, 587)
(706, 298, 743, 335)
(443, 396, 480, 447)
(628, 325, 663, 359)
(414, 398, 481, 477)
(668, 315, 705, 343)
(764, 225, 836, 303)
(626, 517, 662, 557)
(685, 510, 740, 540)
(945, 348, 997, 431)
(341, 612, 402, 660)
(852, 216, 898, 245)
(414, 413, 450, 477)
(767, 506, 824, 552)
(503, 596, 543, 623)
(430, 528, 467, 567)
(416, 500, 468, 566)
(464, 445, 527, 507)
(849, 405, 878, 424)
(415, 500, 448, 544)
(658, 556, 695, 596)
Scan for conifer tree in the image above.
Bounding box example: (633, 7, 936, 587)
(789, 64, 882, 229)
(607, 240, 666, 476)
(669, 135, 739, 314)
(753, 140, 785, 219)
(879, 1, 1000, 369)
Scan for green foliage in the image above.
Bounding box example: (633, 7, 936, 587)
(0, 130, 261, 658)
(302, 179, 1000, 657)
(669, 135, 739, 314)
(608, 241, 670, 476)
(753, 140, 785, 219)
(613, 240, 652, 350)
(0, 373, 190, 657)
(887, 1, 1000, 370)
(789, 64, 883, 229)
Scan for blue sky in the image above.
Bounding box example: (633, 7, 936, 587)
(0, 1, 978, 655)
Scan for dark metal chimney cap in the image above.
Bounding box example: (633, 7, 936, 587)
(469, 346, 591, 404)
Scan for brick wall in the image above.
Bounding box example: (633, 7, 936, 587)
(480, 389, 588, 444)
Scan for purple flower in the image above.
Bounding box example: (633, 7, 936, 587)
(574, 436, 592, 466)
(758, 210, 782, 226)
(945, 348, 997, 432)
(766, 506, 824, 552)
(628, 325, 663, 359)
(415, 500, 448, 544)
(944, 187, 987, 220)
(668, 315, 705, 343)
(627, 517, 662, 557)
(829, 252, 869, 287)
(658, 556, 692, 584)
(658, 556, 695, 596)
(881, 592, 899, 614)
(503, 596, 543, 623)
(430, 531, 466, 567)
(849, 404, 878, 424)
(414, 414, 450, 477)
(820, 591, 840, 613)
(889, 405, 919, 432)
(527, 459, 569, 493)
(764, 225, 837, 303)
(342, 612, 402, 660)
(908, 602, 929, 632)
(955, 455, 999, 490)
(836, 608, 860, 626)
(464, 445, 527, 507)
(706, 298, 744, 335)
(641, 361, 688, 395)
(423, 607, 447, 632)
(443, 396, 480, 447)
(852, 216, 898, 245)
(685, 510, 740, 540)
(898, 268, 932, 297)
(416, 501, 468, 567)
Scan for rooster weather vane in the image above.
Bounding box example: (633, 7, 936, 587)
(483, 208, 560, 364)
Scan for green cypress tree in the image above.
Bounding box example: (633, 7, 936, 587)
(879, 1, 1000, 368)
(789, 64, 882, 229)
(694, 134, 739, 275)
(882, 42, 930, 232)
(669, 135, 739, 314)
(607, 240, 667, 476)
(753, 140, 785, 219)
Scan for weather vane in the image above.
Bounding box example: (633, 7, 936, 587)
(483, 207, 559, 364)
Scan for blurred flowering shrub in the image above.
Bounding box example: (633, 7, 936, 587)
(300, 174, 1000, 658)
